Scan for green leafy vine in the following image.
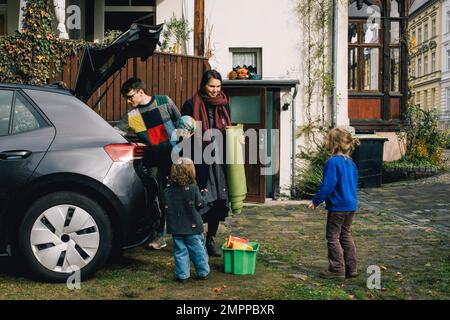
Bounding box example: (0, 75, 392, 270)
(0, 0, 85, 85)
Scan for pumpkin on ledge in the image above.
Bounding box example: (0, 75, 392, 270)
(236, 66, 249, 79)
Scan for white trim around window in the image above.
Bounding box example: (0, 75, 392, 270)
(104, 6, 155, 12)
(447, 10, 450, 33)
(447, 49, 450, 71)
(229, 48, 263, 76)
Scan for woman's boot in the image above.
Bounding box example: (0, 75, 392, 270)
(206, 233, 221, 257)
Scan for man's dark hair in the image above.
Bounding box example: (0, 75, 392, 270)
(121, 77, 147, 95)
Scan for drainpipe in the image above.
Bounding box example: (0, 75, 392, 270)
(18, 0, 26, 32)
(290, 84, 299, 198)
(331, 0, 338, 127)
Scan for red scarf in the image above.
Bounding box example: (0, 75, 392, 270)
(192, 91, 231, 140)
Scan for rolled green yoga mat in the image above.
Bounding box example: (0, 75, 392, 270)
(225, 124, 247, 214)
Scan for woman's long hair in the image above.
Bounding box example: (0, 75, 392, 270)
(199, 69, 223, 93)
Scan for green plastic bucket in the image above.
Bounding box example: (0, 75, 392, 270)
(222, 241, 260, 275)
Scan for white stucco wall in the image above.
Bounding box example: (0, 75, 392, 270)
(156, 0, 349, 197)
(204, 0, 303, 193)
(376, 132, 405, 161)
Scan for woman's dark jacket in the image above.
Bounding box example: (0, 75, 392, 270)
(181, 98, 230, 209)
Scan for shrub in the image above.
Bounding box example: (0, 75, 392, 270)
(294, 143, 331, 199)
(398, 104, 447, 167)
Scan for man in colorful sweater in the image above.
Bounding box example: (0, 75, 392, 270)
(115, 77, 181, 250)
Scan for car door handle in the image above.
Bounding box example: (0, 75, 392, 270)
(0, 150, 32, 160)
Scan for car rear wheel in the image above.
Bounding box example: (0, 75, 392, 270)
(18, 192, 113, 282)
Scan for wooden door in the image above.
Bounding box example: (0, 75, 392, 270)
(223, 87, 267, 203)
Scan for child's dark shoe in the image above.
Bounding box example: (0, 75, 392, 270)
(176, 277, 189, 283)
(319, 270, 345, 279)
(197, 274, 208, 280)
(346, 271, 359, 278)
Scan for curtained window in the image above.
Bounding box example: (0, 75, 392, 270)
(230, 48, 262, 76)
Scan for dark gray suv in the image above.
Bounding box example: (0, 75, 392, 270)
(0, 83, 157, 282)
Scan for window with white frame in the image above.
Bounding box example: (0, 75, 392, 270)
(432, 19, 436, 37)
(446, 87, 450, 114)
(418, 26, 422, 43)
(447, 49, 450, 71)
(424, 55, 428, 75)
(105, 0, 155, 5)
(424, 23, 428, 41)
(431, 52, 436, 72)
(418, 57, 422, 77)
(431, 88, 435, 110)
(230, 48, 262, 77)
(0, 0, 6, 36)
(104, 0, 156, 33)
(447, 11, 450, 33)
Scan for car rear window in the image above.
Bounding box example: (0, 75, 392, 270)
(12, 94, 47, 134)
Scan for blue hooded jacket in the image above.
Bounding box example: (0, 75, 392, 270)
(312, 155, 358, 212)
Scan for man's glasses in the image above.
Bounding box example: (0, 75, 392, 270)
(124, 92, 137, 100)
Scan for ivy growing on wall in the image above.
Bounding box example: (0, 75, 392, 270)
(0, 0, 84, 85)
(294, 0, 337, 199)
(296, 0, 334, 146)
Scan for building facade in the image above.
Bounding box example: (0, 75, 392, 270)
(409, 0, 442, 114)
(441, 0, 450, 126)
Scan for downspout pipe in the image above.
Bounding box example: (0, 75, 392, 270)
(331, 0, 337, 127)
(290, 84, 299, 198)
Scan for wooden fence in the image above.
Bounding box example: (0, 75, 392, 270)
(50, 51, 211, 121)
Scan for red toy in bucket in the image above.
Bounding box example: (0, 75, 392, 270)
(225, 235, 253, 251)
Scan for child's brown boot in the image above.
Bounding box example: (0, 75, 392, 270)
(319, 270, 345, 279)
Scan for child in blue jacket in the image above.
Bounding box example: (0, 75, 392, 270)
(307, 128, 360, 279)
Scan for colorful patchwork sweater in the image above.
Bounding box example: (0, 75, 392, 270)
(115, 95, 181, 169)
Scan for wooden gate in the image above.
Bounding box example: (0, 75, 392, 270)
(50, 51, 211, 120)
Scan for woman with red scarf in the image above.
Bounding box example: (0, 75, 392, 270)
(181, 70, 232, 257)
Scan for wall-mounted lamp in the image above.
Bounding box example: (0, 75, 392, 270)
(281, 92, 293, 111)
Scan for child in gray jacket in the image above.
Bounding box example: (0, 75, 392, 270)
(164, 157, 210, 282)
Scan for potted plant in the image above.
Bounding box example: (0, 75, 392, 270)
(160, 14, 192, 54)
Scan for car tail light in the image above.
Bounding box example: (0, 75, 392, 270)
(104, 143, 145, 162)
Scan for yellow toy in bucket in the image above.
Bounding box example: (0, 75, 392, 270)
(231, 242, 254, 251)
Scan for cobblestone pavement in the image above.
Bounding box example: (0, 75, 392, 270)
(359, 152, 450, 233)
(359, 172, 450, 233)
